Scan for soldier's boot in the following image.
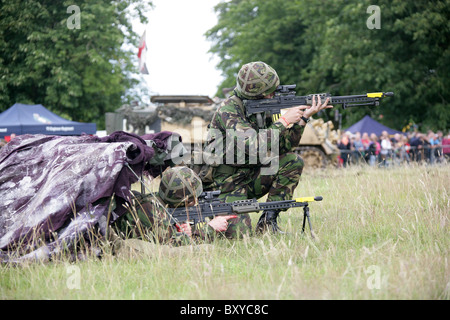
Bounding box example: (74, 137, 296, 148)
(255, 210, 286, 234)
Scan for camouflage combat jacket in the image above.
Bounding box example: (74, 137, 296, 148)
(204, 91, 304, 167)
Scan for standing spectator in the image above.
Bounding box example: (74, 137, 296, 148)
(338, 132, 352, 167)
(368, 133, 380, 166)
(4, 133, 16, 143)
(380, 131, 392, 167)
(435, 131, 444, 163)
(399, 135, 411, 164)
(361, 132, 371, 149)
(425, 130, 437, 164)
(409, 133, 425, 162)
(361, 132, 371, 163)
(442, 131, 450, 161)
(392, 133, 402, 164)
(430, 130, 444, 163)
(352, 132, 365, 164)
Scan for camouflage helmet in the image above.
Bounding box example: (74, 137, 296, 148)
(235, 61, 280, 99)
(158, 166, 203, 207)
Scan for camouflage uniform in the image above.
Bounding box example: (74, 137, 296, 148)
(202, 61, 305, 234)
(114, 167, 216, 245)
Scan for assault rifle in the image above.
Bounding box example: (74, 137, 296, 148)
(244, 84, 394, 126)
(167, 190, 322, 237)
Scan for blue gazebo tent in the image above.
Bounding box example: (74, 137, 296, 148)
(0, 103, 96, 138)
(345, 115, 403, 136)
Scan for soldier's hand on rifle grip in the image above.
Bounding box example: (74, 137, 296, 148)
(177, 223, 192, 237)
(208, 215, 238, 232)
(281, 105, 309, 126)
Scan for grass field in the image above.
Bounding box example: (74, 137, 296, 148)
(1, 164, 449, 300)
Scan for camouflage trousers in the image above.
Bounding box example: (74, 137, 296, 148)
(204, 152, 304, 237)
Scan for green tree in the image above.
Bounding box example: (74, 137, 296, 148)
(206, 0, 310, 97)
(0, 0, 152, 129)
(207, 0, 450, 132)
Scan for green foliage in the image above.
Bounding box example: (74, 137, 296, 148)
(0, 0, 152, 129)
(206, 0, 450, 132)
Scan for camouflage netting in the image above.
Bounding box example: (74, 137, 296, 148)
(117, 105, 160, 131)
(157, 105, 217, 125)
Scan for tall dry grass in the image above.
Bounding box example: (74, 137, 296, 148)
(1, 164, 449, 299)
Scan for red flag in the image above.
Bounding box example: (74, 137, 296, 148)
(138, 31, 149, 74)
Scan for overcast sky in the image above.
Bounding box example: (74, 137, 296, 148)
(133, 0, 224, 98)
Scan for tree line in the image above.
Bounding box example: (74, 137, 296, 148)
(0, 0, 151, 129)
(1, 1, 448, 132)
(206, 0, 449, 132)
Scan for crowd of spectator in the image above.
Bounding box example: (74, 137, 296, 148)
(337, 130, 450, 167)
(2, 131, 450, 169)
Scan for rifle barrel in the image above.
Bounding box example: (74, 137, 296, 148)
(244, 91, 393, 115)
(169, 196, 323, 224)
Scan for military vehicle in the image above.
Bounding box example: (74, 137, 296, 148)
(293, 118, 340, 169)
(105, 102, 160, 136)
(152, 95, 215, 146)
(106, 96, 340, 169)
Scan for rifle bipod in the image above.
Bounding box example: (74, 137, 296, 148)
(301, 205, 315, 239)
